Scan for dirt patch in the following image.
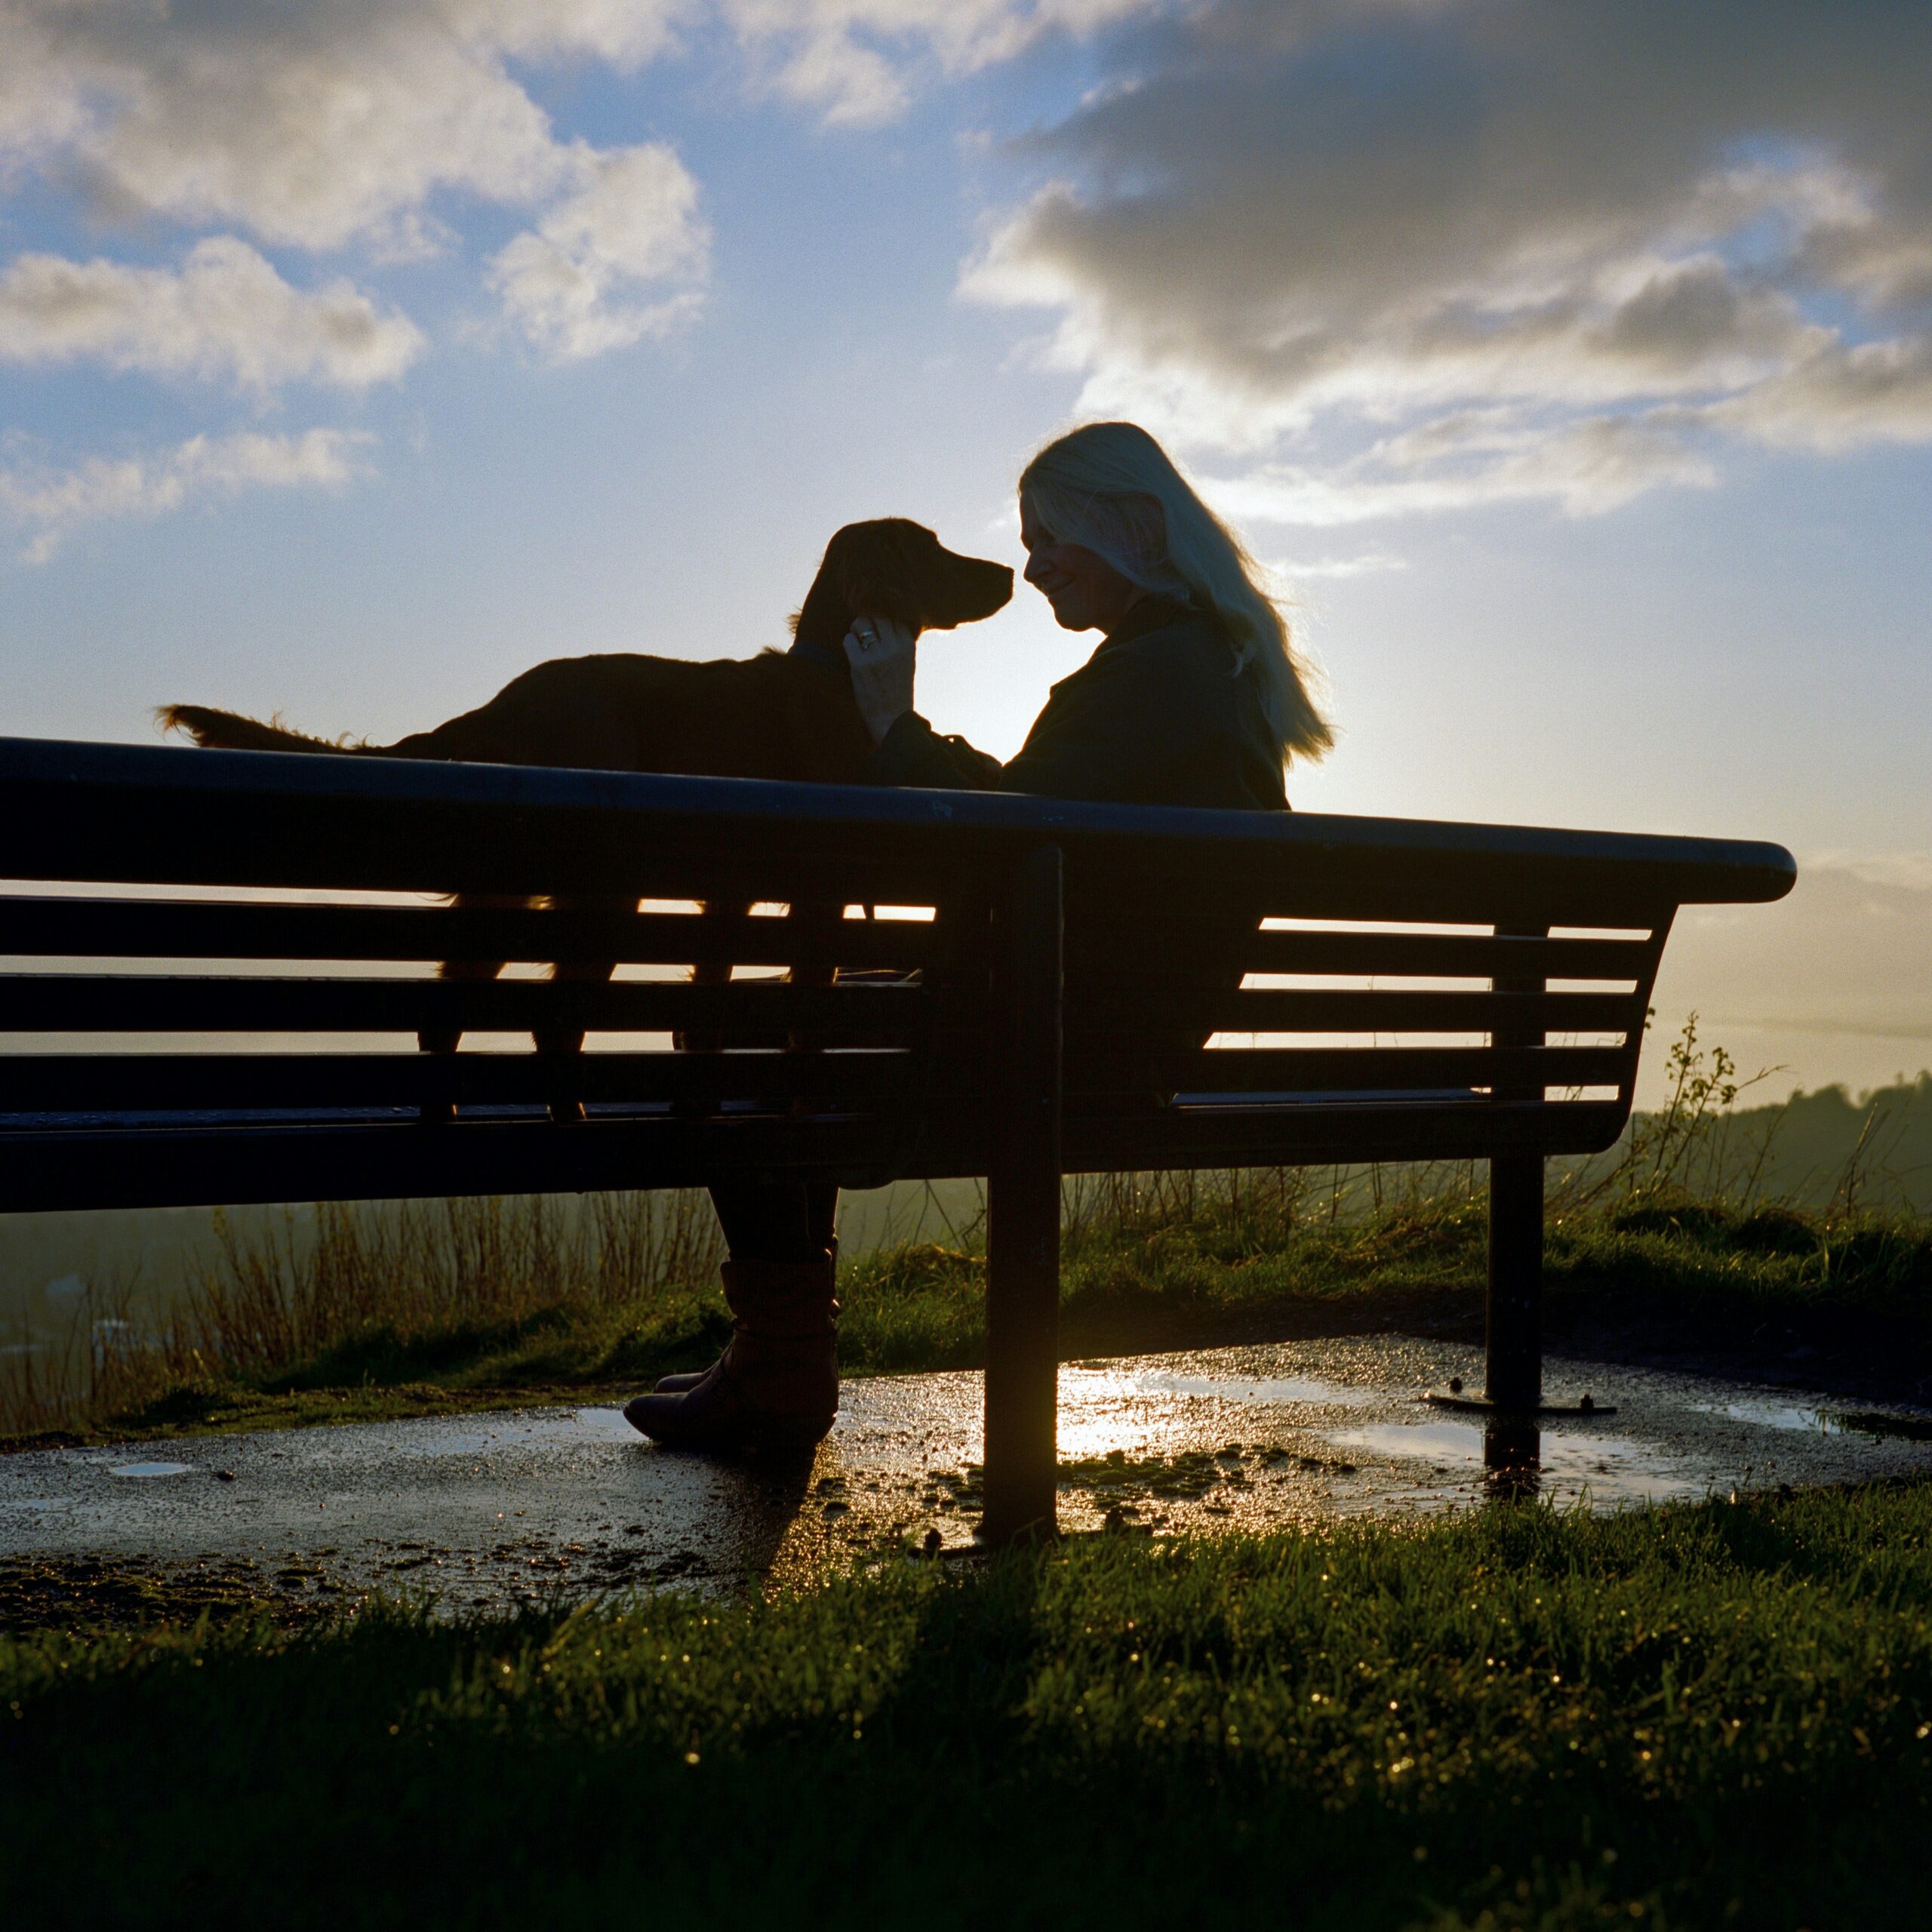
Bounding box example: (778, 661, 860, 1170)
(0, 1553, 348, 1632)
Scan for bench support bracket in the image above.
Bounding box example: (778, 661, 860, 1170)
(980, 844, 1063, 1546)
(1429, 1158, 1612, 1417)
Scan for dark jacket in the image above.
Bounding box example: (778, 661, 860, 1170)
(860, 596, 1287, 811)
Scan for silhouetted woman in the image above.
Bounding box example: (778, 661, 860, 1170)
(626, 420, 1331, 1451)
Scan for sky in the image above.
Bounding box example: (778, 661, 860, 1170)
(2, 0, 1929, 1106)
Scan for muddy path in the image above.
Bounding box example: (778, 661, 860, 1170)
(6, 1335, 1931, 1627)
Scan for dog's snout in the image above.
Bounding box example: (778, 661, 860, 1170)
(935, 554, 1014, 627)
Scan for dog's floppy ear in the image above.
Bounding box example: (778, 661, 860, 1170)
(830, 521, 926, 630)
(791, 522, 892, 658)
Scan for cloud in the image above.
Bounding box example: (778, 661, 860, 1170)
(1211, 413, 1718, 528)
(967, 0, 1932, 521)
(489, 143, 709, 360)
(0, 0, 1147, 239)
(1264, 549, 1407, 582)
(1806, 851, 1932, 894)
(0, 428, 373, 562)
(0, 0, 691, 251)
(1703, 335, 1932, 454)
(0, 238, 423, 395)
(0, 1, 716, 546)
(722, 0, 1167, 127)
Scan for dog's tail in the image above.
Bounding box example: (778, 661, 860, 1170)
(157, 705, 357, 755)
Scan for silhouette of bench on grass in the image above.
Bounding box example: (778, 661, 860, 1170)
(0, 736, 1793, 1540)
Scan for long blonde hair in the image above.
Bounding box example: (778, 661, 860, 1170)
(1019, 421, 1332, 764)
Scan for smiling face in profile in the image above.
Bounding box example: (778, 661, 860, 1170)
(1019, 497, 1144, 633)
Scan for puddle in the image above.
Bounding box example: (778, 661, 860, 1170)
(1690, 1398, 1844, 1433)
(8, 1337, 1932, 1610)
(1052, 1364, 1377, 1463)
(560, 1407, 643, 1442)
(1334, 1420, 1495, 1464)
(1330, 1420, 1701, 1505)
(394, 1435, 494, 1459)
(1689, 1398, 1932, 1442)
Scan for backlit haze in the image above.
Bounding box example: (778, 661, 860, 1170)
(4, 0, 1930, 1105)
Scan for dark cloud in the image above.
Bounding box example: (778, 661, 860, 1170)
(969, 0, 1932, 516)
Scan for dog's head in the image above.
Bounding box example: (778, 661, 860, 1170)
(792, 519, 1013, 650)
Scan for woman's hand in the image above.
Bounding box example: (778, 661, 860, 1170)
(842, 613, 918, 745)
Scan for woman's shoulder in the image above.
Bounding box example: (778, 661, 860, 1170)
(1092, 598, 1238, 675)
(1084, 602, 1253, 721)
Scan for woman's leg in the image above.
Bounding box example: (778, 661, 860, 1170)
(707, 1180, 839, 1265)
(623, 1181, 841, 1449)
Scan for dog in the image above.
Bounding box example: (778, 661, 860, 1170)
(164, 518, 1013, 1116)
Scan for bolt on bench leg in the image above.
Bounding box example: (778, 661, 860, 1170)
(980, 844, 1063, 1546)
(1484, 1150, 1543, 1410)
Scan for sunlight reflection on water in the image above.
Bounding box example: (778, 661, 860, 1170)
(1329, 1421, 1698, 1504)
(1690, 1399, 1844, 1434)
(1051, 1364, 1377, 1461)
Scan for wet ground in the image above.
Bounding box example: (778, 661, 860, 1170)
(5, 1335, 1930, 1616)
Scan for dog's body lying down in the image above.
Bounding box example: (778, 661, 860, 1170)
(166, 518, 1011, 783)
(174, 649, 880, 781)
(164, 518, 1013, 1115)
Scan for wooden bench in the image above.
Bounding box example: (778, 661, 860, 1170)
(0, 735, 1794, 1538)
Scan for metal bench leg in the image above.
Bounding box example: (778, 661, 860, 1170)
(980, 844, 1063, 1546)
(1484, 1150, 1543, 1409)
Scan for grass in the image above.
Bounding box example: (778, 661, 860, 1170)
(5, 1483, 1931, 1930)
(8, 1184, 1931, 1447)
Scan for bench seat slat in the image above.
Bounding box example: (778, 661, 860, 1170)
(0, 1115, 921, 1215)
(0, 972, 950, 1038)
(1070, 988, 1643, 1035)
(0, 1048, 917, 1112)
(1075, 1042, 1633, 1094)
(0, 1092, 1638, 1216)
(1061, 1097, 1635, 1170)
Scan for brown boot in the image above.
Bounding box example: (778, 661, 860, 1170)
(625, 1254, 838, 1451)
(651, 1241, 838, 1395)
